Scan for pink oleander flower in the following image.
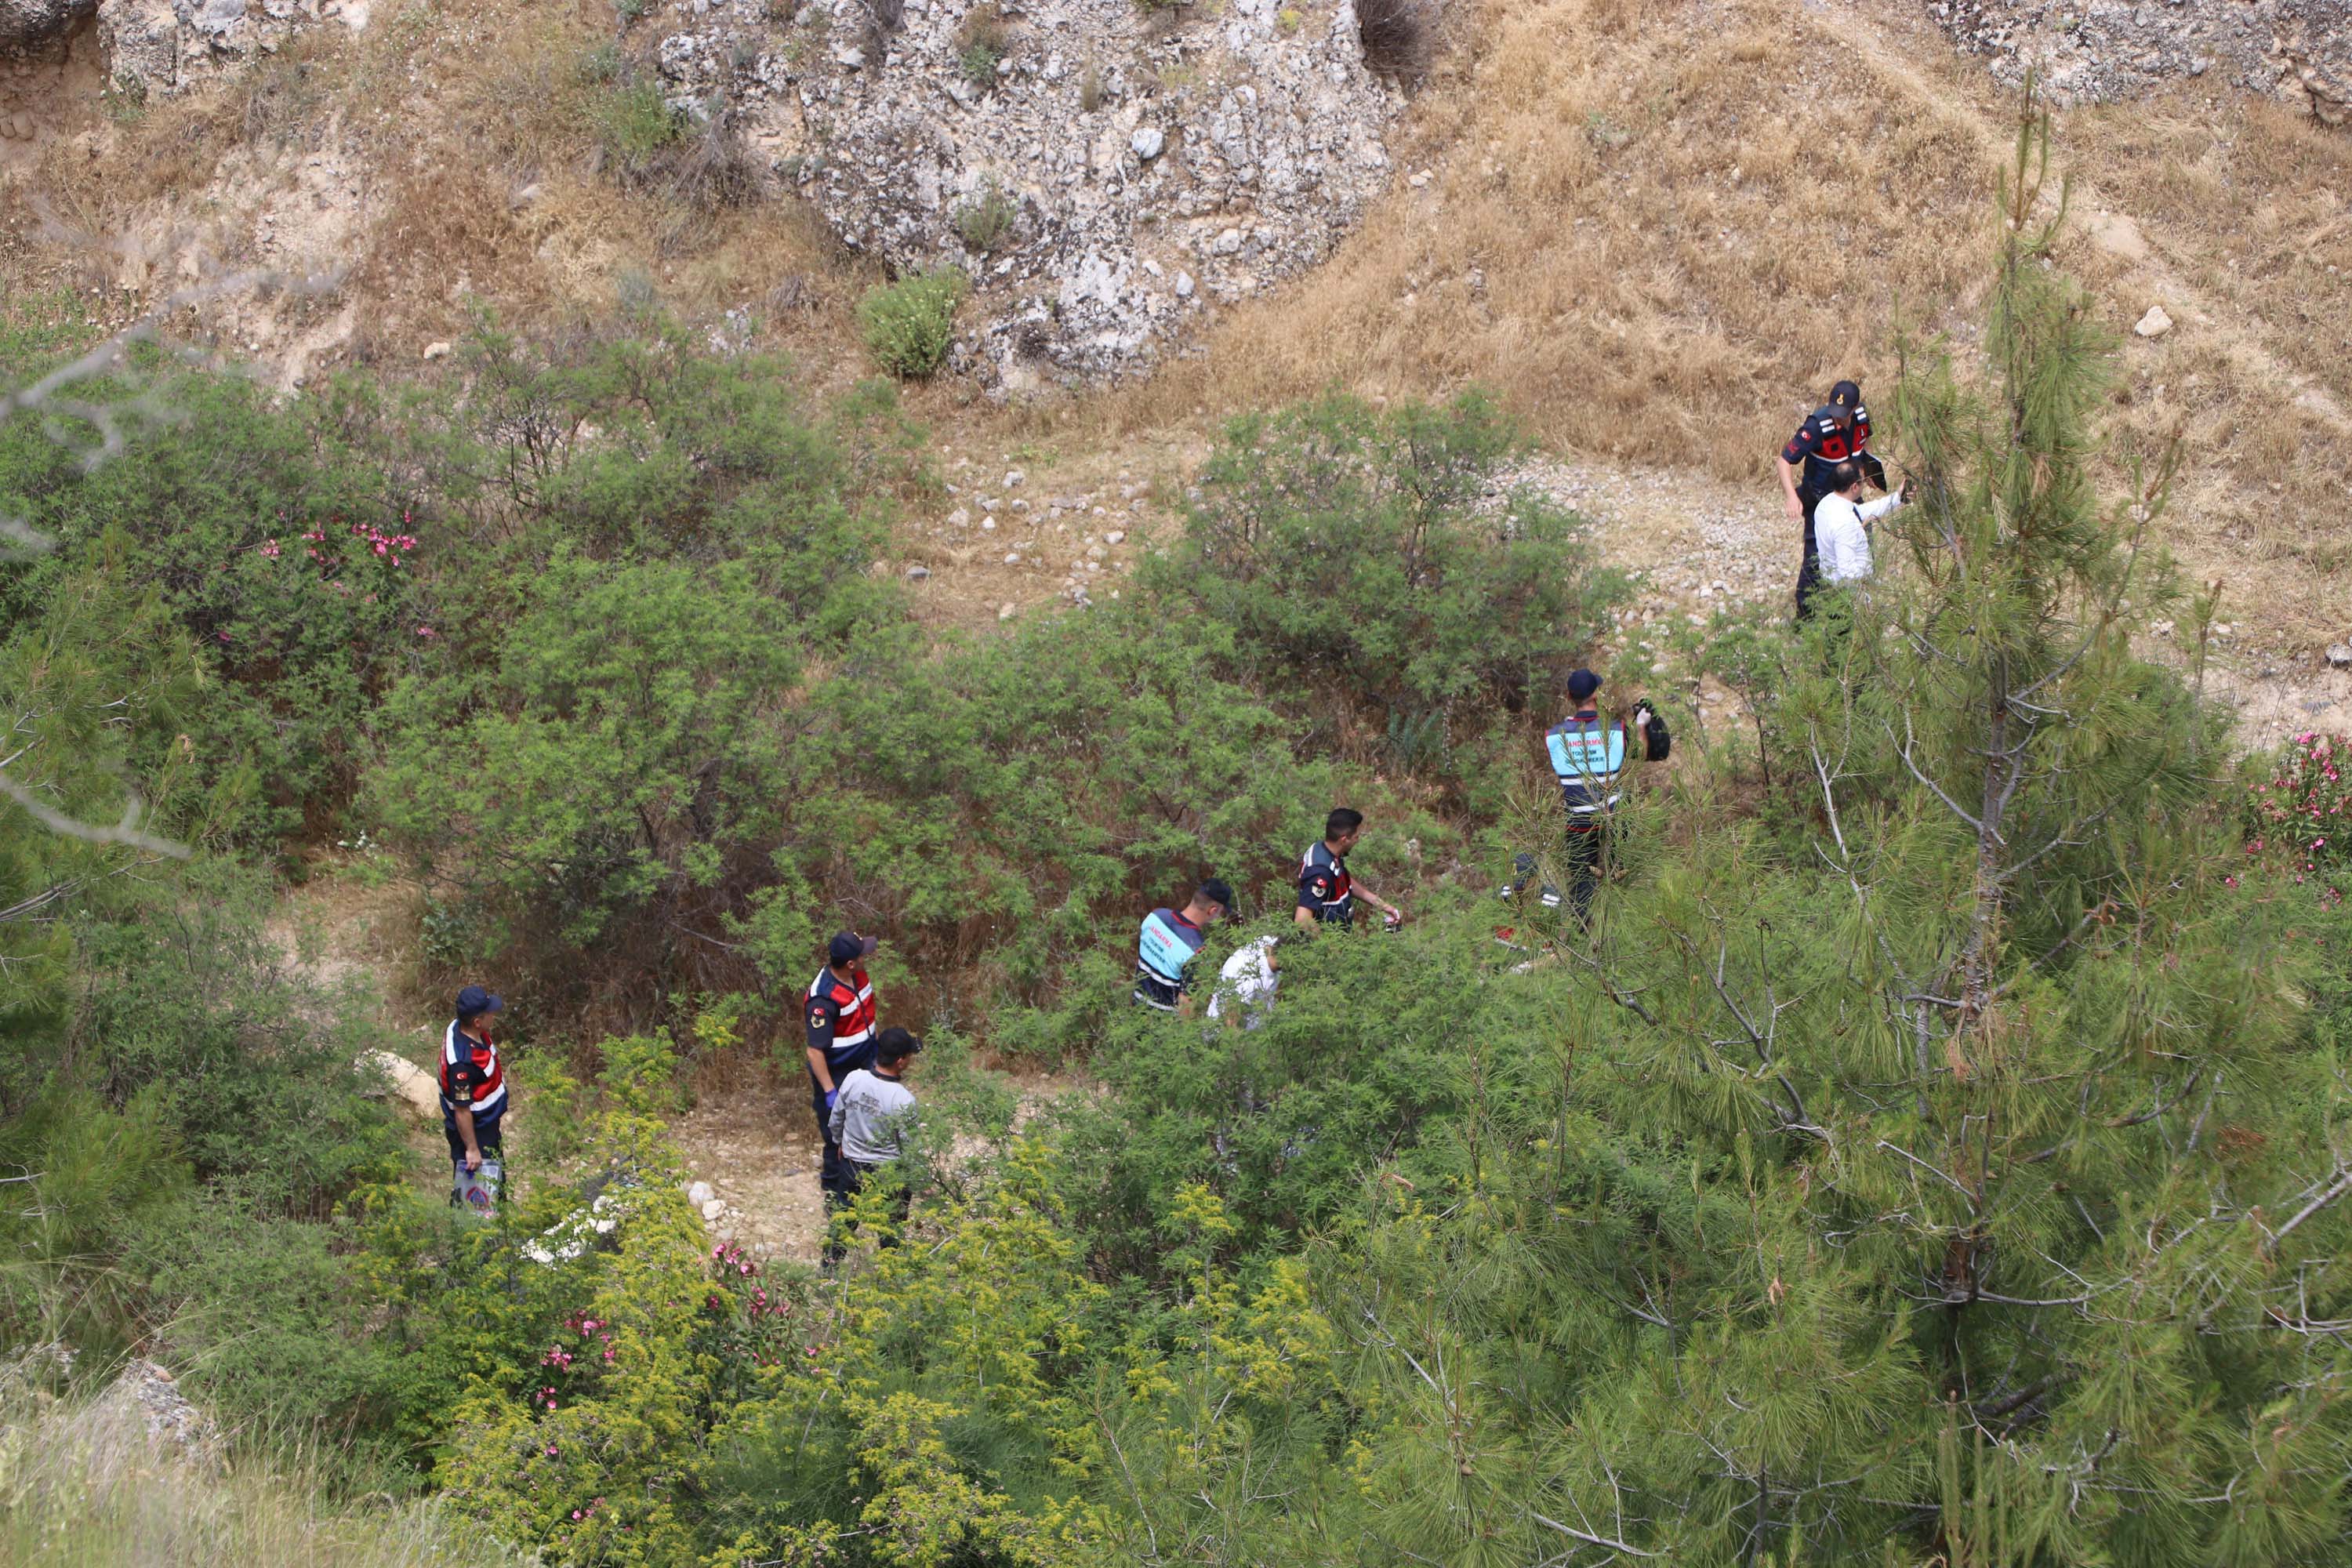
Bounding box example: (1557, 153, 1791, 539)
(415, 625, 436, 638)
(260, 539, 281, 557)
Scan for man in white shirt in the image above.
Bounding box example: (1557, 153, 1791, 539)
(1806, 462, 1913, 612)
(824, 1027, 921, 1261)
(1207, 935, 1282, 1029)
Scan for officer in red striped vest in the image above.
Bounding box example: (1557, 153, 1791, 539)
(1778, 379, 1889, 621)
(1293, 808, 1406, 931)
(806, 931, 880, 1215)
(440, 985, 507, 1204)
(1539, 669, 1654, 924)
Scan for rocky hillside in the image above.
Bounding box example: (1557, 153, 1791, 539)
(1931, 0, 2349, 122)
(656, 0, 1402, 387)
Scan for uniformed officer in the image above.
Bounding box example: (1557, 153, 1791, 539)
(1777, 379, 1889, 620)
(1134, 879, 1232, 1017)
(805, 930, 880, 1215)
(1541, 669, 1654, 924)
(1294, 808, 1406, 931)
(440, 984, 508, 1209)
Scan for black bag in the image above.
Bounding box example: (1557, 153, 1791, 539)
(1635, 701, 1671, 761)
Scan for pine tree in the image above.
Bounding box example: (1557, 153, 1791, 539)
(1370, 93, 2352, 1565)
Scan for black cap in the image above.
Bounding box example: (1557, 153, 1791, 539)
(1567, 669, 1601, 701)
(1197, 878, 1236, 913)
(876, 1026, 921, 1065)
(1830, 379, 1862, 408)
(829, 931, 879, 967)
(455, 985, 503, 1019)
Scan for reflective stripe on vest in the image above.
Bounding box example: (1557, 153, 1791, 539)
(441, 1019, 506, 1118)
(807, 966, 876, 1051)
(1137, 909, 1202, 988)
(1547, 715, 1627, 815)
(1301, 842, 1353, 922)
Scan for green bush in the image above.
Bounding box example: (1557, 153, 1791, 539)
(0, 358, 428, 840)
(369, 554, 807, 953)
(596, 80, 685, 170)
(1145, 390, 1630, 736)
(135, 1199, 419, 1475)
(953, 181, 1018, 252)
(748, 605, 1332, 1021)
(0, 1085, 188, 1356)
(958, 40, 1004, 86)
(856, 269, 967, 379)
(67, 860, 406, 1215)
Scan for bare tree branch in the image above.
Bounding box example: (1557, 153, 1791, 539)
(0, 770, 189, 858)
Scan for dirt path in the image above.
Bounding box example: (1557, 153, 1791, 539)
(1501, 451, 2350, 753)
(670, 1060, 1090, 1265)
(264, 862, 1085, 1261)
(668, 1073, 831, 1264)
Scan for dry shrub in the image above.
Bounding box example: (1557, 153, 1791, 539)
(235, 39, 336, 150)
(353, 163, 547, 344)
(849, 0, 905, 54)
(0, 1367, 500, 1568)
(653, 111, 769, 219)
(1356, 0, 1436, 82)
(957, 2, 1014, 87)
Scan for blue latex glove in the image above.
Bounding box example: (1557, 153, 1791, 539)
(822, 1087, 840, 1113)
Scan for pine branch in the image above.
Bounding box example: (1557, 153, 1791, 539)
(1529, 1511, 1657, 1558)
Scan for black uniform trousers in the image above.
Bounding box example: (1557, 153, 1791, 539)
(822, 1157, 913, 1264)
(1565, 822, 1607, 924)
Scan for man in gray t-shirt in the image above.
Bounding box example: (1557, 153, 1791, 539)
(823, 1027, 922, 1261)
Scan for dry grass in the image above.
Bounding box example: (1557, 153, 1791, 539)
(0, 1370, 506, 1568)
(1094, 0, 2352, 644)
(4, 0, 851, 365)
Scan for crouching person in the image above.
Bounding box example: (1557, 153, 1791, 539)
(823, 1027, 923, 1264)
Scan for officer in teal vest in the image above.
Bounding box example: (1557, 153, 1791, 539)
(1512, 669, 1654, 924)
(1134, 878, 1233, 1016)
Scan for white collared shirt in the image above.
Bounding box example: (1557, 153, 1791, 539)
(1813, 489, 1907, 583)
(1207, 937, 1279, 1027)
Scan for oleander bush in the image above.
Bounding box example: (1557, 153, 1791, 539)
(857, 269, 967, 379)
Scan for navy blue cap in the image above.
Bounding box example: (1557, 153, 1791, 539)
(1830, 379, 1862, 408)
(1567, 669, 1601, 701)
(455, 985, 503, 1019)
(829, 931, 878, 967)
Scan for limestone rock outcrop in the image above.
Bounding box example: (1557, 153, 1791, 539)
(648, 0, 1402, 387)
(1929, 0, 2351, 126)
